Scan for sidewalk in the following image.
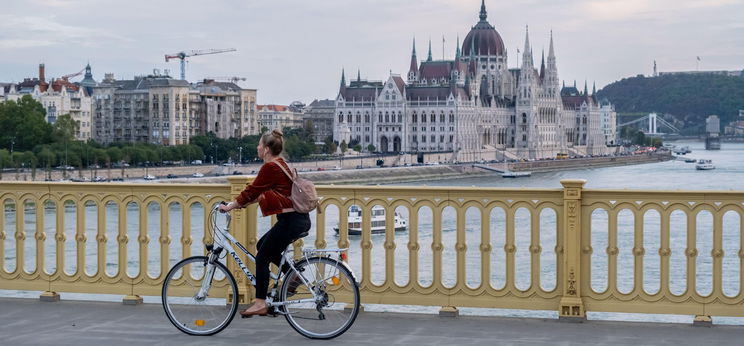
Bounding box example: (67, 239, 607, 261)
(1, 297, 743, 346)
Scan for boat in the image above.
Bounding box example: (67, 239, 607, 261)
(334, 205, 407, 235)
(684, 158, 696, 163)
(502, 171, 532, 178)
(674, 146, 692, 155)
(695, 159, 715, 170)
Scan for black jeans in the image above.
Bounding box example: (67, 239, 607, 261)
(255, 212, 311, 299)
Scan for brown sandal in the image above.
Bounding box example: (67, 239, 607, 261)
(240, 306, 268, 318)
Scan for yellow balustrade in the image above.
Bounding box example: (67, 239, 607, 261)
(1, 178, 743, 323)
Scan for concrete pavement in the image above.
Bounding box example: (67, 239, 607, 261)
(1, 297, 743, 346)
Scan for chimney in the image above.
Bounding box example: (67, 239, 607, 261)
(39, 63, 46, 82)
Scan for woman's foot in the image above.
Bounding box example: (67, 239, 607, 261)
(240, 301, 268, 318)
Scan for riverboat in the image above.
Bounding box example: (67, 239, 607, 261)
(334, 205, 407, 235)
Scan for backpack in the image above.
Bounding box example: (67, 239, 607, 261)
(274, 160, 321, 214)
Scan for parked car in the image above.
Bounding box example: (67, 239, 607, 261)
(232, 170, 243, 175)
(144, 175, 156, 180)
(192, 172, 204, 178)
(93, 176, 107, 182)
(191, 160, 203, 165)
(166, 174, 178, 179)
(111, 177, 124, 182)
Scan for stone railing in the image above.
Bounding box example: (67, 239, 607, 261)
(1, 178, 742, 323)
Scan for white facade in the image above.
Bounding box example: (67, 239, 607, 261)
(334, 2, 611, 159)
(599, 101, 617, 145)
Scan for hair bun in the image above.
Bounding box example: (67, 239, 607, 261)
(271, 129, 283, 138)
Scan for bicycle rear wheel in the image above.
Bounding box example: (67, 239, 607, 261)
(161, 256, 238, 336)
(279, 257, 360, 339)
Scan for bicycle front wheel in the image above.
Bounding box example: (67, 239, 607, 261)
(161, 256, 239, 336)
(280, 257, 360, 339)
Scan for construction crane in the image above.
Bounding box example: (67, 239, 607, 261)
(60, 68, 85, 81)
(164, 48, 237, 81)
(204, 76, 247, 84)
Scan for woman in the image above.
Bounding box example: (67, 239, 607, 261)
(219, 129, 311, 317)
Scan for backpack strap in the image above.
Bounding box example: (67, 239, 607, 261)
(273, 159, 295, 182)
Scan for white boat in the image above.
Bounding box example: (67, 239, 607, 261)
(334, 205, 407, 235)
(502, 171, 532, 178)
(695, 159, 715, 170)
(674, 146, 692, 155)
(684, 158, 696, 163)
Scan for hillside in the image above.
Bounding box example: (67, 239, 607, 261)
(597, 73, 744, 132)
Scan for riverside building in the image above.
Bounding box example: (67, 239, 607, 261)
(92, 73, 258, 145)
(334, 1, 612, 159)
(2, 64, 94, 141)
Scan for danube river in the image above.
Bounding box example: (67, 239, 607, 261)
(3, 140, 744, 323)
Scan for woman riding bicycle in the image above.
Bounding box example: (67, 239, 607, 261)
(219, 129, 311, 318)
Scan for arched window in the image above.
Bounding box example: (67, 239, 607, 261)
(378, 112, 383, 122)
(356, 113, 361, 122)
(439, 112, 445, 123)
(430, 113, 436, 123)
(422, 113, 427, 123)
(412, 112, 417, 123)
(385, 112, 389, 122)
(398, 112, 402, 122)
(364, 113, 370, 123)
(449, 113, 454, 122)
(522, 113, 527, 124)
(338, 113, 343, 123)
(347, 112, 352, 123)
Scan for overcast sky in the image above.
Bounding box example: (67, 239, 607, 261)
(1, 0, 742, 104)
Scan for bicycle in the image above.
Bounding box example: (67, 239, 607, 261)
(161, 203, 360, 339)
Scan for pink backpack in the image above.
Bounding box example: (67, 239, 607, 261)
(274, 160, 321, 214)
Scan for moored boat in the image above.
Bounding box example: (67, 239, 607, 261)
(334, 205, 408, 235)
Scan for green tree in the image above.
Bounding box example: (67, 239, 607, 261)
(0, 96, 52, 151)
(367, 144, 376, 152)
(0, 149, 9, 180)
(52, 114, 79, 143)
(352, 144, 362, 152)
(106, 147, 122, 164)
(339, 140, 348, 154)
(37, 147, 55, 180)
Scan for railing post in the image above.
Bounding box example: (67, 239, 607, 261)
(228, 176, 257, 306)
(559, 179, 586, 322)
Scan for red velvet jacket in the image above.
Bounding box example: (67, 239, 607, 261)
(235, 158, 293, 216)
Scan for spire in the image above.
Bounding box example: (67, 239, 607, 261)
(521, 25, 533, 68)
(409, 37, 418, 75)
(455, 34, 461, 60)
(479, 0, 488, 21)
(573, 80, 576, 88)
(592, 81, 596, 95)
(427, 38, 433, 62)
(340, 68, 346, 89)
(539, 49, 545, 79)
(357, 69, 361, 82)
(548, 30, 555, 58)
(562, 80, 565, 88)
(583, 80, 588, 95)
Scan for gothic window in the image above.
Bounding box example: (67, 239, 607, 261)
(392, 94, 396, 100)
(440, 135, 444, 142)
(397, 113, 402, 122)
(430, 113, 436, 123)
(440, 113, 445, 122)
(422, 114, 426, 123)
(356, 113, 361, 122)
(365, 113, 370, 123)
(412, 112, 417, 123)
(431, 135, 436, 142)
(379, 112, 383, 122)
(522, 113, 527, 124)
(449, 135, 453, 143)
(338, 113, 343, 123)
(385, 92, 390, 100)
(422, 135, 426, 143)
(449, 113, 454, 122)
(385, 112, 389, 122)
(347, 112, 352, 123)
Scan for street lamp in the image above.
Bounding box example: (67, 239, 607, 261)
(238, 146, 243, 166)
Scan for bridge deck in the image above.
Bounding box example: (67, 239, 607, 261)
(1, 298, 743, 345)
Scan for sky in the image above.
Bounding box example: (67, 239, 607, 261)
(1, 0, 742, 104)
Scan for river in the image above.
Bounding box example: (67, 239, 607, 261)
(3, 140, 744, 323)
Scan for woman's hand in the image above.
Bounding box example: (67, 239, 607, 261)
(219, 201, 238, 213)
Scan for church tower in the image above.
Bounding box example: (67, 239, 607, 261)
(408, 38, 418, 83)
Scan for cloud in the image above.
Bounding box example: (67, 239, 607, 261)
(0, 15, 131, 49)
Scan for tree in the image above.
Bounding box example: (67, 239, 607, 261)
(52, 114, 79, 143)
(0, 96, 52, 151)
(106, 147, 122, 165)
(37, 147, 55, 180)
(339, 140, 348, 154)
(353, 144, 362, 152)
(0, 149, 9, 180)
(367, 144, 376, 152)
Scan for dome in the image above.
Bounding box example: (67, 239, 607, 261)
(462, 2, 506, 56)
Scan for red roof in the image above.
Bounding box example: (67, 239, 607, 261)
(258, 105, 289, 111)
